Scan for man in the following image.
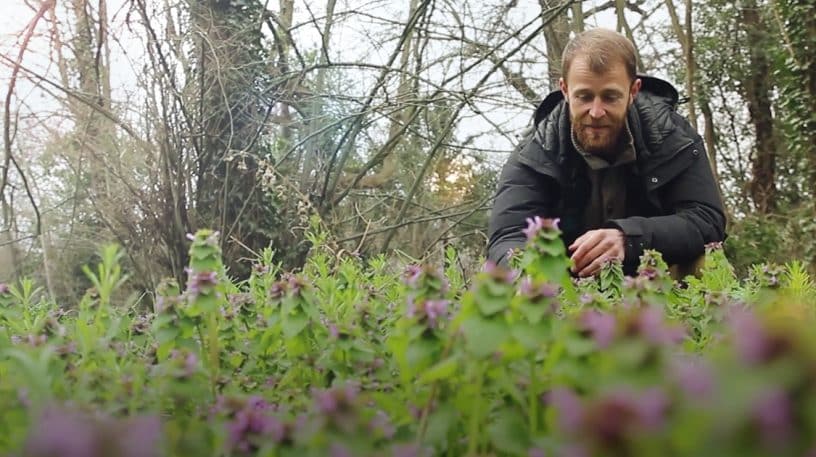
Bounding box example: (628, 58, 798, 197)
(487, 28, 725, 277)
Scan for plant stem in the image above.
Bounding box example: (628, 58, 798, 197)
(466, 361, 484, 456)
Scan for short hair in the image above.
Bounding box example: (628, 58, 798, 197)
(561, 28, 638, 81)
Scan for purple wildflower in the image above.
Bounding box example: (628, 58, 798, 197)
(404, 265, 423, 287)
(392, 443, 422, 457)
(729, 308, 791, 365)
(522, 216, 560, 240)
(519, 276, 559, 301)
(328, 323, 340, 340)
(753, 387, 794, 448)
(581, 388, 668, 448)
(185, 269, 218, 296)
(24, 407, 161, 457)
(547, 387, 584, 432)
(329, 443, 352, 457)
(557, 444, 590, 457)
(226, 396, 282, 453)
(312, 382, 359, 417)
(633, 388, 670, 430)
(269, 280, 287, 299)
(117, 415, 163, 457)
(636, 307, 685, 346)
(314, 389, 339, 414)
(670, 356, 715, 398)
(23, 407, 97, 457)
(528, 447, 546, 457)
(286, 274, 306, 296)
(579, 309, 617, 348)
(423, 299, 449, 328)
(639, 267, 659, 280)
(482, 260, 519, 284)
(0, 283, 9, 295)
(369, 410, 395, 439)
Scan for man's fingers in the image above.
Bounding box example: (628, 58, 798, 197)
(569, 232, 600, 270)
(573, 238, 611, 272)
(579, 254, 609, 277)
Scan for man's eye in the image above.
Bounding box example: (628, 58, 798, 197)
(576, 94, 593, 102)
(603, 94, 622, 102)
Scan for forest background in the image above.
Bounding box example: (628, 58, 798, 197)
(0, 0, 814, 303)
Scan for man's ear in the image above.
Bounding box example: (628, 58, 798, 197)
(559, 77, 568, 101)
(629, 78, 642, 104)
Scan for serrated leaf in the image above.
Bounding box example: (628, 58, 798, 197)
(462, 315, 508, 358)
(476, 293, 509, 316)
(511, 322, 547, 350)
(282, 311, 309, 338)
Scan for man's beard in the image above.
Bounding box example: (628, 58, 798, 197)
(572, 105, 629, 160)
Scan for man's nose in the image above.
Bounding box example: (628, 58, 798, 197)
(589, 98, 606, 118)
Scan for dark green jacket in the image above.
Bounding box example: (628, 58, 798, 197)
(487, 76, 726, 273)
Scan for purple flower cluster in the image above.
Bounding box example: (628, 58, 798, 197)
(0, 282, 9, 295)
(10, 334, 48, 347)
(548, 386, 669, 451)
(669, 356, 715, 398)
(184, 268, 218, 296)
(312, 382, 360, 431)
(406, 298, 450, 329)
(579, 310, 617, 348)
(168, 349, 199, 379)
(269, 274, 308, 299)
(225, 397, 286, 453)
(518, 276, 559, 302)
(521, 216, 560, 240)
(752, 387, 795, 449)
(729, 308, 793, 365)
(482, 260, 519, 284)
(23, 405, 161, 457)
(403, 264, 448, 292)
(580, 307, 684, 349)
(631, 307, 686, 346)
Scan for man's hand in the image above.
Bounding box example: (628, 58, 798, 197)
(568, 229, 625, 277)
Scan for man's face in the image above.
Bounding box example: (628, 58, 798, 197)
(559, 56, 641, 158)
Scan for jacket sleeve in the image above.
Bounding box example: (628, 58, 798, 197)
(487, 150, 559, 266)
(604, 139, 726, 269)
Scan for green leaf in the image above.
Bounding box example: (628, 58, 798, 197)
(511, 322, 547, 350)
(518, 302, 551, 324)
(425, 401, 458, 445)
(487, 407, 529, 455)
(476, 293, 509, 316)
(418, 355, 460, 384)
(462, 315, 508, 358)
(282, 311, 309, 338)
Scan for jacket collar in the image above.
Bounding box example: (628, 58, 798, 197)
(520, 75, 695, 187)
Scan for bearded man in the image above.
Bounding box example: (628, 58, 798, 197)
(487, 28, 725, 277)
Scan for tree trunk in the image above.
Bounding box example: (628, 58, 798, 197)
(539, 0, 571, 90)
(741, 0, 777, 213)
